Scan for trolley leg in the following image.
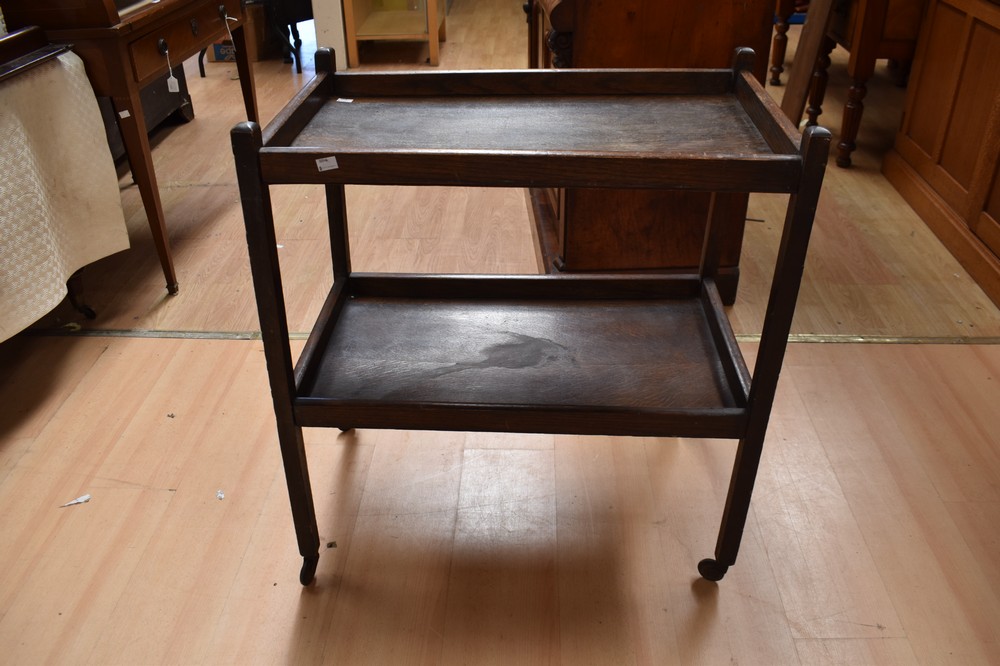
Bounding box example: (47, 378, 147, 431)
(699, 431, 766, 582)
(233, 122, 319, 584)
(277, 421, 321, 585)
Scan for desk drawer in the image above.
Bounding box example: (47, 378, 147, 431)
(129, 0, 243, 85)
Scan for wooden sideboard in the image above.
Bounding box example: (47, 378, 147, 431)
(524, 0, 774, 304)
(883, 0, 1000, 306)
(4, 0, 259, 295)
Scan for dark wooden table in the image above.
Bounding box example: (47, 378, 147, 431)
(232, 49, 830, 586)
(781, 0, 926, 167)
(5, 0, 259, 294)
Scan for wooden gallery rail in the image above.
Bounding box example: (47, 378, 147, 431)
(231, 47, 830, 585)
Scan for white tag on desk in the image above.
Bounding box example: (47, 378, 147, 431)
(118, 110, 131, 119)
(316, 156, 339, 171)
(167, 74, 180, 93)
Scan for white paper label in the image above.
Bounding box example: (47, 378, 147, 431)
(316, 156, 339, 172)
(167, 74, 180, 93)
(118, 110, 131, 119)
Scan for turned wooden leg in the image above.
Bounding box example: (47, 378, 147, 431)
(770, 4, 794, 85)
(806, 35, 836, 126)
(837, 79, 868, 167)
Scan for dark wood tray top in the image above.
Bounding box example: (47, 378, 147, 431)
(255, 52, 803, 191)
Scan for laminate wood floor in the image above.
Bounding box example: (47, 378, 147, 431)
(2, 1, 999, 663)
(0, 335, 998, 664)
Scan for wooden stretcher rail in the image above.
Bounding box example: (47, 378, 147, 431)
(258, 149, 803, 191)
(325, 67, 737, 97)
(294, 399, 751, 438)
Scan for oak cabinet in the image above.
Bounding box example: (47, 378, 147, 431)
(524, 0, 774, 304)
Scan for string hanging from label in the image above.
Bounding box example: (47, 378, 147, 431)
(225, 14, 238, 54)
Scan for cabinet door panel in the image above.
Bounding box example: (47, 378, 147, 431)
(939, 20, 1000, 192)
(987, 160, 1000, 224)
(905, 2, 965, 155)
(572, 0, 772, 81)
(977, 151, 1000, 255)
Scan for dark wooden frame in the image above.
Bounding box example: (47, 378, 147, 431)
(232, 48, 830, 585)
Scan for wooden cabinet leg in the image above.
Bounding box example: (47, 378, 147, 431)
(836, 79, 868, 167)
(112, 88, 178, 295)
(715, 268, 740, 306)
(342, 0, 360, 67)
(806, 35, 836, 127)
(427, 1, 440, 65)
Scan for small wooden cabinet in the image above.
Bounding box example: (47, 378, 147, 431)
(524, 0, 775, 304)
(231, 49, 830, 586)
(882, 0, 1000, 305)
(342, 0, 447, 66)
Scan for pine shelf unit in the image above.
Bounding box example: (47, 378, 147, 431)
(342, 0, 447, 66)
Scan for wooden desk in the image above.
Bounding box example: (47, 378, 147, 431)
(4, 0, 259, 294)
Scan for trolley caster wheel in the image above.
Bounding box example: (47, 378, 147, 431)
(299, 555, 319, 585)
(697, 558, 728, 582)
